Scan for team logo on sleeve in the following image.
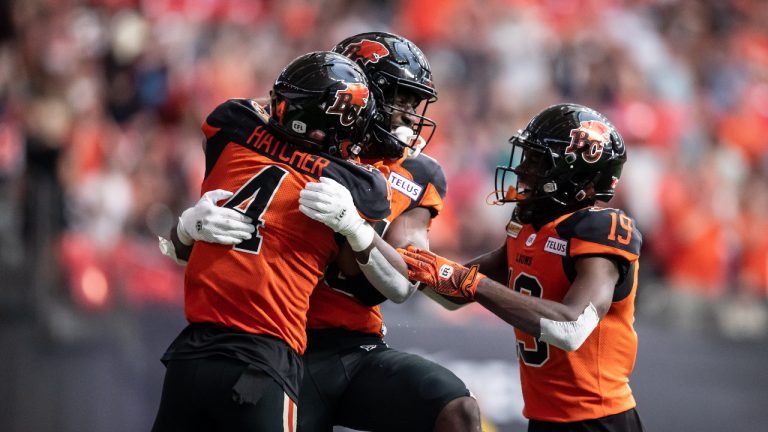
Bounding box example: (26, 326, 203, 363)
(341, 40, 390, 65)
(565, 120, 612, 163)
(326, 82, 370, 126)
(249, 99, 270, 122)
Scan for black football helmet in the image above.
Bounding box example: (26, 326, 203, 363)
(332, 32, 437, 160)
(270, 51, 376, 158)
(495, 103, 626, 225)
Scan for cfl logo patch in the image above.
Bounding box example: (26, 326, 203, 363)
(439, 264, 453, 279)
(292, 120, 307, 134)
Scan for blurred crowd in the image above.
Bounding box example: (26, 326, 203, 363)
(2, 0, 768, 339)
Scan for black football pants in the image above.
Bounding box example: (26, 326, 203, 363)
(152, 356, 296, 432)
(299, 330, 470, 432)
(528, 408, 645, 432)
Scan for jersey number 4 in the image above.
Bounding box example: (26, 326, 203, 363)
(222, 166, 288, 254)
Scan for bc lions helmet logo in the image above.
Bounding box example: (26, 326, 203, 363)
(565, 120, 612, 163)
(342, 40, 390, 65)
(326, 82, 370, 126)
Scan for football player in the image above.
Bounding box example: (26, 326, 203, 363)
(152, 52, 392, 432)
(299, 32, 480, 432)
(166, 33, 482, 432)
(401, 104, 645, 432)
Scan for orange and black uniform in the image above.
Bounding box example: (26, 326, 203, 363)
(300, 154, 470, 432)
(153, 99, 390, 432)
(505, 207, 643, 431)
(307, 153, 445, 335)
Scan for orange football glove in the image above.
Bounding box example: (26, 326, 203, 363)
(398, 246, 485, 301)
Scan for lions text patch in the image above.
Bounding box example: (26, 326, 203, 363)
(389, 172, 423, 201)
(544, 237, 568, 256)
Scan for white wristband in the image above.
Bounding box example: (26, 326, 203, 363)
(158, 236, 188, 266)
(176, 217, 194, 246)
(344, 221, 375, 252)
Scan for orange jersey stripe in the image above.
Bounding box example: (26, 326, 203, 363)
(201, 121, 220, 139)
(570, 238, 639, 262)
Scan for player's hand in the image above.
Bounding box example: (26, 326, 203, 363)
(177, 189, 255, 246)
(398, 246, 484, 301)
(299, 177, 374, 251)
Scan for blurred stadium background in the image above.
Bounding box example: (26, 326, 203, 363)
(1, 0, 768, 431)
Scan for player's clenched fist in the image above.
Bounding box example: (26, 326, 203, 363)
(398, 246, 484, 301)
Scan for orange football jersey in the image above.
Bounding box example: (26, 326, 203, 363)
(505, 206, 642, 422)
(184, 99, 391, 355)
(306, 153, 447, 336)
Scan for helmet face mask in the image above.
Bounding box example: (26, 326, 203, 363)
(495, 104, 626, 225)
(371, 85, 436, 160)
(269, 51, 376, 158)
(333, 32, 438, 160)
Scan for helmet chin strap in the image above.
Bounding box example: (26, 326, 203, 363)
(542, 182, 557, 193)
(574, 182, 596, 202)
(341, 141, 362, 159)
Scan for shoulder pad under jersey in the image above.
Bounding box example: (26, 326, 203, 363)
(202, 99, 269, 141)
(399, 153, 447, 216)
(555, 207, 642, 262)
(322, 156, 391, 222)
(201, 99, 271, 178)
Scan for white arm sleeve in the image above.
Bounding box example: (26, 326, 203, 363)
(158, 236, 188, 266)
(538, 303, 600, 352)
(357, 247, 418, 304)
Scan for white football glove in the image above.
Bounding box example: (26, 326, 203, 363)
(177, 189, 255, 246)
(298, 177, 375, 252)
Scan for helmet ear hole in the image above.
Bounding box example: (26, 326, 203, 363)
(308, 130, 326, 142)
